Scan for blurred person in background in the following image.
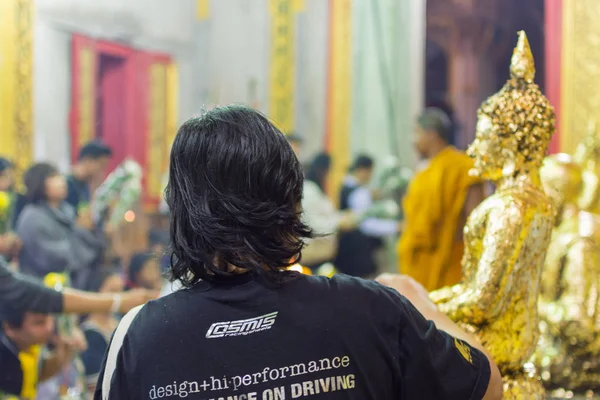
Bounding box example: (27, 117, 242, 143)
(66, 141, 113, 214)
(127, 252, 163, 291)
(80, 267, 124, 393)
(286, 132, 304, 161)
(0, 305, 86, 398)
(148, 230, 170, 273)
(398, 108, 485, 291)
(16, 163, 105, 288)
(302, 152, 357, 269)
(335, 155, 399, 278)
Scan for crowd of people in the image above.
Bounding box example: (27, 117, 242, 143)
(0, 105, 501, 400)
(0, 142, 166, 399)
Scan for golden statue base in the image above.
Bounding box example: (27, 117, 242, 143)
(502, 372, 545, 400)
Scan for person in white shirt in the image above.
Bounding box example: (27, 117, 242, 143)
(301, 153, 356, 268)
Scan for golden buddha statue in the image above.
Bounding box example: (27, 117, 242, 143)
(536, 154, 600, 397)
(574, 121, 600, 214)
(430, 31, 555, 399)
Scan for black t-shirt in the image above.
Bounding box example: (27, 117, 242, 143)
(95, 274, 490, 399)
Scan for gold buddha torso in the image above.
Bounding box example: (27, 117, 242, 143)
(461, 183, 554, 372)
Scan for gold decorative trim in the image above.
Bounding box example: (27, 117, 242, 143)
(78, 46, 95, 147)
(13, 0, 34, 172)
(269, 0, 295, 133)
(326, 0, 352, 201)
(148, 63, 167, 201)
(0, 0, 33, 180)
(561, 0, 600, 154)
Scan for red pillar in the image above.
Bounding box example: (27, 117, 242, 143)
(545, 0, 562, 154)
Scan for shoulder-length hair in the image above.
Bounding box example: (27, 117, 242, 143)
(23, 163, 59, 203)
(165, 105, 312, 286)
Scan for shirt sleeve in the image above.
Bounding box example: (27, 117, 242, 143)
(348, 187, 397, 237)
(394, 292, 491, 399)
(0, 257, 64, 314)
(64, 178, 80, 211)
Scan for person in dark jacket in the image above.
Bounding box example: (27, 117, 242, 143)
(334, 155, 399, 277)
(66, 141, 113, 214)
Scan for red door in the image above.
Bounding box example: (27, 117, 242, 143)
(70, 35, 172, 209)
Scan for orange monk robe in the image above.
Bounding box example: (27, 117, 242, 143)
(398, 147, 482, 291)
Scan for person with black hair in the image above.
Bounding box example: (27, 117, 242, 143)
(398, 108, 485, 291)
(66, 141, 113, 214)
(0, 303, 87, 398)
(127, 252, 163, 291)
(16, 163, 104, 287)
(334, 154, 399, 278)
(95, 105, 501, 400)
(301, 153, 356, 269)
(80, 267, 124, 393)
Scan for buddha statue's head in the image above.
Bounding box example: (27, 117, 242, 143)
(467, 31, 556, 182)
(573, 120, 600, 171)
(540, 153, 583, 214)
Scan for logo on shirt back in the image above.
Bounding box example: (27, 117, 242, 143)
(206, 312, 278, 339)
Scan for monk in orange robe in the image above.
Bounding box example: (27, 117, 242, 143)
(398, 108, 484, 291)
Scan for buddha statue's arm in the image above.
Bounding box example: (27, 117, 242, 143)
(435, 205, 526, 325)
(558, 239, 600, 326)
(577, 174, 600, 213)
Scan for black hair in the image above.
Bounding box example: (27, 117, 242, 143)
(350, 154, 374, 172)
(417, 107, 453, 144)
(0, 157, 13, 173)
(86, 266, 121, 293)
(23, 162, 59, 203)
(78, 141, 113, 161)
(0, 304, 27, 329)
(148, 230, 169, 247)
(165, 105, 312, 287)
(306, 153, 331, 191)
(128, 252, 153, 284)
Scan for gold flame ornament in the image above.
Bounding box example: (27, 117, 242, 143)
(430, 31, 555, 399)
(574, 120, 600, 213)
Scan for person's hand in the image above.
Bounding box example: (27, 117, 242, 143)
(337, 211, 358, 231)
(376, 273, 437, 314)
(50, 333, 85, 364)
(0, 233, 21, 258)
(76, 208, 94, 230)
(118, 289, 159, 313)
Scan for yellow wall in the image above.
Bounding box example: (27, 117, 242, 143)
(0, 0, 34, 176)
(561, 0, 600, 154)
(326, 0, 352, 202)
